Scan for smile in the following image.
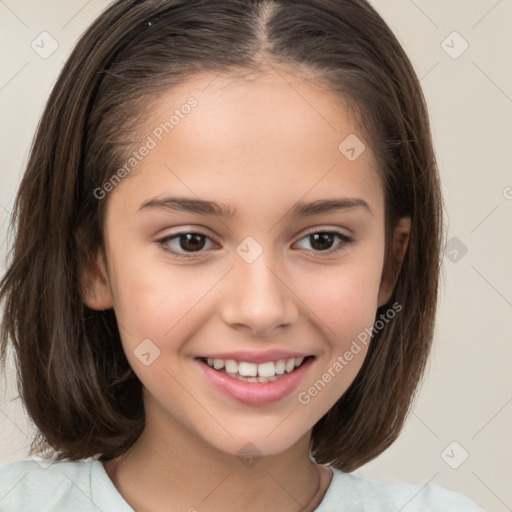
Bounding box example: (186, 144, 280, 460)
(195, 355, 315, 405)
(199, 356, 310, 382)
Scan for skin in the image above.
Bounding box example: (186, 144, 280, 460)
(83, 66, 410, 512)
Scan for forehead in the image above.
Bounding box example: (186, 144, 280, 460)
(157, 68, 358, 153)
(107, 68, 384, 220)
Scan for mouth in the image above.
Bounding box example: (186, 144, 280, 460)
(196, 355, 315, 383)
(195, 354, 316, 405)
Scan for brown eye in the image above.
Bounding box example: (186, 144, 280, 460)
(176, 233, 207, 252)
(294, 231, 353, 254)
(158, 232, 215, 258)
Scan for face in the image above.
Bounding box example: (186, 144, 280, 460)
(85, 68, 408, 458)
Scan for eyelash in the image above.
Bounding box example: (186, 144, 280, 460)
(156, 229, 354, 259)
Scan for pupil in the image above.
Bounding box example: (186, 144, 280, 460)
(311, 233, 334, 251)
(180, 233, 205, 252)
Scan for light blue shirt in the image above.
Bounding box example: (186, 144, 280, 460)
(0, 459, 485, 511)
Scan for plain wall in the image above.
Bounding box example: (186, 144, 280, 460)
(1, 1, 511, 510)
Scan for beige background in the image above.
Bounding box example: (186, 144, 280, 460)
(0, 1, 511, 510)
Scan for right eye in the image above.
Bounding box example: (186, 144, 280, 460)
(156, 232, 217, 258)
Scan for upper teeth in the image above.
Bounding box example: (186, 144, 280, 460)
(205, 357, 305, 377)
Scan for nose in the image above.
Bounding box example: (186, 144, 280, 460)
(218, 250, 299, 336)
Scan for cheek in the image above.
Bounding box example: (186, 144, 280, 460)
(108, 260, 214, 398)
(298, 254, 384, 342)
(292, 257, 383, 414)
(311, 272, 379, 326)
(106, 247, 217, 351)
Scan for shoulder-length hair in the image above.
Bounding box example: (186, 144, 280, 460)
(0, 0, 443, 471)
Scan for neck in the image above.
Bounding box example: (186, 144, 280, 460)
(103, 409, 332, 512)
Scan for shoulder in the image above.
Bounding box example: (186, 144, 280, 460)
(317, 468, 486, 511)
(0, 458, 97, 511)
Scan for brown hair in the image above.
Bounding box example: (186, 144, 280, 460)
(0, 0, 443, 471)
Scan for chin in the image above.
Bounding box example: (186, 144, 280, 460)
(197, 428, 305, 461)
(224, 438, 299, 461)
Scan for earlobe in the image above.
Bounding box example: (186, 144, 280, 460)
(378, 216, 411, 307)
(80, 249, 114, 311)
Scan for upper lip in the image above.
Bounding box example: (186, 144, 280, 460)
(197, 350, 313, 364)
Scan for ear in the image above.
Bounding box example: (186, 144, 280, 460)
(378, 216, 411, 307)
(80, 249, 115, 310)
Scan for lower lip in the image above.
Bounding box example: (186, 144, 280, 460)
(195, 357, 314, 406)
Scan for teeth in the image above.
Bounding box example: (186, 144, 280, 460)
(275, 360, 286, 375)
(213, 359, 224, 370)
(225, 359, 238, 373)
(203, 356, 308, 377)
(285, 358, 295, 373)
(257, 361, 276, 378)
(238, 362, 257, 377)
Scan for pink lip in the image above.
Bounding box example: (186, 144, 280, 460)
(197, 350, 311, 364)
(194, 356, 314, 406)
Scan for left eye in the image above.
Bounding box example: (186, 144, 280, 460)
(157, 230, 353, 258)
(294, 231, 353, 253)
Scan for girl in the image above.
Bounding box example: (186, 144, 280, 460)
(0, 0, 486, 510)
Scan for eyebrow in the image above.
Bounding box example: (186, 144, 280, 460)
(138, 196, 372, 219)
